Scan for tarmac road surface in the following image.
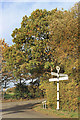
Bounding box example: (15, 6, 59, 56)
(1, 99, 56, 118)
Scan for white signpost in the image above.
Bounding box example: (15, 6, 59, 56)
(49, 66, 68, 110)
(42, 101, 47, 109)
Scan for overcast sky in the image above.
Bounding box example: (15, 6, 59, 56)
(0, 0, 79, 45)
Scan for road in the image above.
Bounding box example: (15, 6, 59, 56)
(1, 99, 55, 118)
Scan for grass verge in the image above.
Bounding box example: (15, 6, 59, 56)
(33, 103, 78, 118)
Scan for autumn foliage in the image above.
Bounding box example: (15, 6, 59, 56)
(1, 3, 79, 112)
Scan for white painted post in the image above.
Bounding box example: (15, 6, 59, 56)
(57, 72, 59, 110)
(49, 66, 68, 110)
(43, 102, 44, 109)
(42, 101, 44, 109)
(42, 101, 46, 109)
(56, 66, 60, 110)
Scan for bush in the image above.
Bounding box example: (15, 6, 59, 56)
(27, 85, 44, 99)
(14, 83, 29, 99)
(4, 93, 16, 100)
(4, 94, 11, 99)
(40, 78, 79, 112)
(4, 82, 44, 100)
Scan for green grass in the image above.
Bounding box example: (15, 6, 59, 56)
(33, 103, 78, 118)
(4, 93, 16, 100)
(8, 92, 15, 95)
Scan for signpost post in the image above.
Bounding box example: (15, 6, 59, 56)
(56, 66, 60, 110)
(42, 101, 47, 109)
(49, 66, 68, 110)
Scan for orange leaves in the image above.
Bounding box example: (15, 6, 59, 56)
(75, 34, 77, 37)
(0, 38, 5, 45)
(2, 6, 78, 111)
(37, 28, 40, 30)
(71, 46, 73, 49)
(40, 13, 42, 16)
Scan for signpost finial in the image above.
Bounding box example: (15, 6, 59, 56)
(56, 66, 60, 73)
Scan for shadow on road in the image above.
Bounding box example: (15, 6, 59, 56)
(1, 102, 41, 115)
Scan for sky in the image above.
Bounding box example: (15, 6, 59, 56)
(0, 0, 79, 46)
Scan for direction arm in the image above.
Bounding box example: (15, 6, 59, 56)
(49, 76, 68, 82)
(51, 72, 68, 77)
(51, 72, 58, 76)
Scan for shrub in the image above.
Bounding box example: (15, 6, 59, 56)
(14, 83, 29, 99)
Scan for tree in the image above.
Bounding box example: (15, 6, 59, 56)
(0, 39, 10, 88)
(40, 3, 79, 112)
(4, 3, 79, 111)
(11, 9, 54, 84)
(3, 44, 29, 85)
(48, 3, 79, 83)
